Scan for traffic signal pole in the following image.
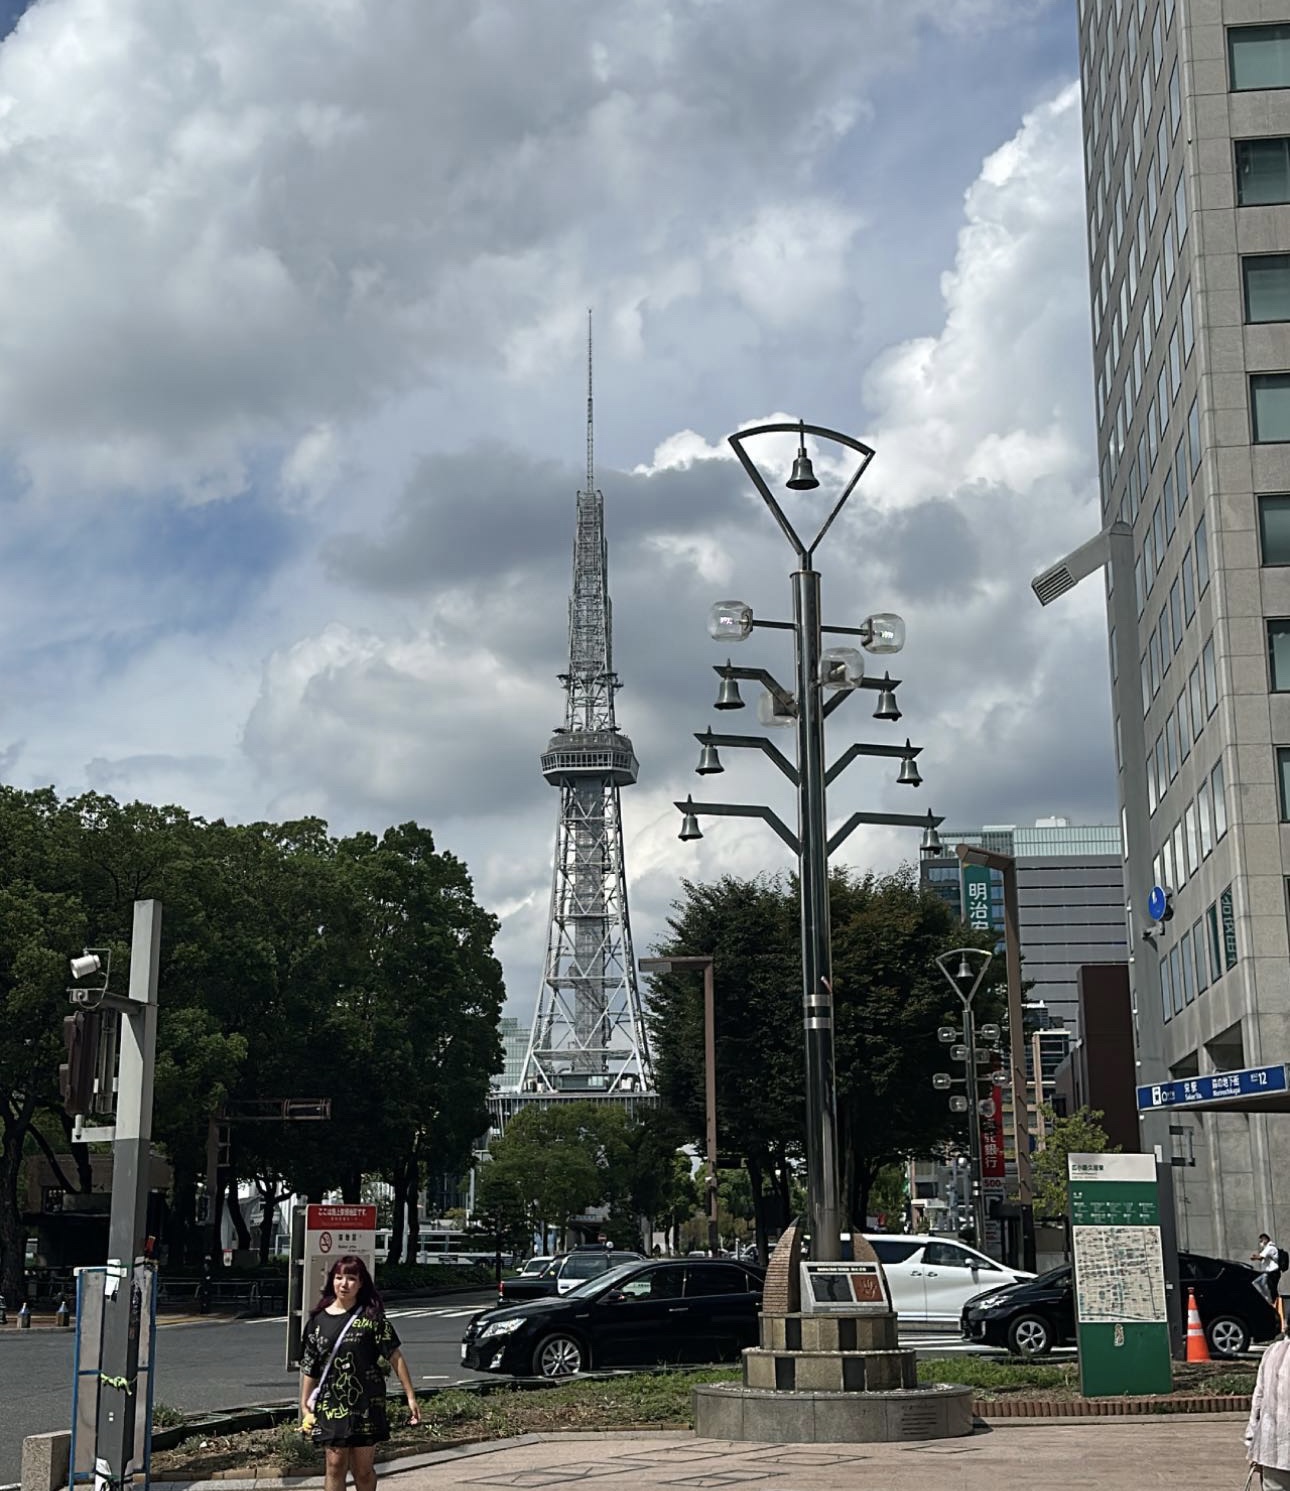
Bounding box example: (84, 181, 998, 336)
(95, 900, 161, 1491)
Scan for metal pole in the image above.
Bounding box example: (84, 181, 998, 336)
(1106, 525, 1184, 1356)
(793, 563, 841, 1262)
(703, 960, 720, 1257)
(1031, 1029, 1047, 1152)
(998, 865, 1036, 1271)
(97, 899, 161, 1491)
(959, 992, 987, 1250)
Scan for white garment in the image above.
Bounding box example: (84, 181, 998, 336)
(1246, 1337, 1290, 1473)
(1260, 1241, 1282, 1275)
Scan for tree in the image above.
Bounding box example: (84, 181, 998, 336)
(647, 867, 1001, 1250)
(1031, 1106, 1118, 1220)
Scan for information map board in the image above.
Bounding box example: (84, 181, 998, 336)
(1068, 1152, 1171, 1398)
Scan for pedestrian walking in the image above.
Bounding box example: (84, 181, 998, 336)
(1252, 1233, 1285, 1307)
(299, 1256, 420, 1491)
(1246, 1328, 1290, 1489)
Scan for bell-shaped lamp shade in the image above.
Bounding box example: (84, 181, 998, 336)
(920, 812, 943, 856)
(708, 600, 754, 643)
(786, 421, 820, 491)
(819, 646, 864, 691)
(695, 734, 724, 775)
(678, 799, 704, 842)
(872, 672, 901, 722)
(714, 665, 745, 711)
(897, 741, 922, 787)
(862, 612, 906, 654)
(955, 953, 974, 982)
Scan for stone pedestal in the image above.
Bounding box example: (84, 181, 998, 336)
(693, 1219, 974, 1444)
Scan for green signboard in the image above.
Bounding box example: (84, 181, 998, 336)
(960, 863, 994, 934)
(1068, 1152, 1171, 1398)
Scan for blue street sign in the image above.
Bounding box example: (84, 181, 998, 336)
(1137, 1064, 1289, 1111)
(1147, 884, 1169, 922)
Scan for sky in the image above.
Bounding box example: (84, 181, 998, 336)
(0, 0, 1119, 1027)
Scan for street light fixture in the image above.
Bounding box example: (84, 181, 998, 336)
(933, 946, 994, 1250)
(639, 955, 719, 1257)
(672, 420, 943, 1262)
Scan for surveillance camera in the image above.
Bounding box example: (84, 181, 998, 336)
(70, 954, 102, 980)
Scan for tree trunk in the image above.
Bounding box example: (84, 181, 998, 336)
(403, 1156, 420, 1264)
(226, 1183, 251, 1251)
(256, 1179, 280, 1264)
(341, 1168, 361, 1205)
(0, 1094, 38, 1306)
(746, 1152, 768, 1262)
(389, 1162, 408, 1266)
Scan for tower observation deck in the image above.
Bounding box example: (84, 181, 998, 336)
(495, 315, 654, 1128)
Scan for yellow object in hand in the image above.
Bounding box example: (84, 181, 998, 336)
(300, 1411, 316, 1435)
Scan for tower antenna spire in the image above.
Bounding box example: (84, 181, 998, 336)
(586, 307, 594, 496)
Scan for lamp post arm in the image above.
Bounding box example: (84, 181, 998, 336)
(714, 663, 796, 714)
(825, 741, 919, 788)
(695, 731, 800, 786)
(674, 798, 801, 855)
(827, 809, 943, 857)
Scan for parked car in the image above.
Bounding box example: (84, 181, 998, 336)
(960, 1251, 1281, 1357)
(497, 1248, 644, 1305)
(463, 1257, 764, 1377)
(864, 1234, 1034, 1322)
(516, 1255, 555, 1278)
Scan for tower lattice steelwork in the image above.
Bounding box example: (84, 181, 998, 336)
(514, 316, 653, 1109)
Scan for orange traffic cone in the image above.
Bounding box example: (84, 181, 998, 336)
(1185, 1288, 1210, 1363)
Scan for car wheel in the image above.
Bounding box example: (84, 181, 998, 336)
(532, 1332, 586, 1378)
(1007, 1313, 1054, 1357)
(1206, 1315, 1250, 1358)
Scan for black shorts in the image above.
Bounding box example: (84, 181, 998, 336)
(315, 1432, 383, 1450)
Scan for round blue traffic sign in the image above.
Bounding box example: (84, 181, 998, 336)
(1148, 885, 1169, 922)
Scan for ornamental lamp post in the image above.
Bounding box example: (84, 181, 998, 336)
(674, 421, 943, 1262)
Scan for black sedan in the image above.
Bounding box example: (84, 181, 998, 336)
(961, 1251, 1281, 1357)
(463, 1257, 764, 1378)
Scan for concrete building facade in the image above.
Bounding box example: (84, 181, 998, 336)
(1075, 0, 1290, 1253)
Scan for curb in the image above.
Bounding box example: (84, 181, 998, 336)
(973, 1393, 1253, 1417)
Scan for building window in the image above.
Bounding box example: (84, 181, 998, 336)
(1169, 944, 1184, 1015)
(1195, 514, 1210, 592)
(1178, 686, 1192, 761)
(1270, 618, 1290, 690)
(1148, 749, 1159, 813)
(1212, 758, 1228, 839)
(1170, 576, 1184, 648)
(1155, 733, 1168, 798)
(1189, 661, 1204, 739)
(1203, 637, 1219, 714)
(1176, 180, 1189, 248)
(1150, 627, 1163, 696)
(1176, 433, 1189, 507)
(1229, 23, 1290, 91)
(1252, 373, 1290, 441)
(1180, 928, 1196, 1004)
(1169, 60, 1181, 131)
(1185, 800, 1199, 874)
(1236, 137, 1290, 204)
(1279, 747, 1290, 819)
(1182, 544, 1196, 618)
(1198, 776, 1214, 857)
(1160, 955, 1174, 1022)
(1244, 255, 1290, 322)
(1188, 398, 1202, 470)
(1166, 710, 1179, 779)
(1192, 917, 1210, 993)
(1260, 495, 1290, 564)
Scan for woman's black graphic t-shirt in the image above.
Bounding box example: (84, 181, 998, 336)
(300, 1307, 401, 1445)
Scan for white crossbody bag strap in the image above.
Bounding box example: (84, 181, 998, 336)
(307, 1310, 361, 1409)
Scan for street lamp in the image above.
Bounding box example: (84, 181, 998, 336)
(1031, 521, 1184, 1354)
(933, 947, 994, 1250)
(673, 421, 944, 1262)
(639, 955, 718, 1256)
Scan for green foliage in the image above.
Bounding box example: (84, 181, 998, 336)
(647, 867, 999, 1242)
(916, 1356, 1076, 1392)
(0, 786, 505, 1298)
(1031, 1105, 1117, 1220)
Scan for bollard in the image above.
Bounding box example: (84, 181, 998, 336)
(55, 1298, 70, 1328)
(18, 1301, 31, 1330)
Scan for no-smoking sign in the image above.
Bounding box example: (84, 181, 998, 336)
(319, 1231, 332, 1253)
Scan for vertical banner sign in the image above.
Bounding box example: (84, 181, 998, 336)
(302, 1204, 378, 1340)
(980, 1083, 1006, 1257)
(1068, 1153, 1171, 1397)
(960, 863, 994, 935)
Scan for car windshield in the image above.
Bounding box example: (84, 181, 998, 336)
(1030, 1265, 1072, 1287)
(563, 1261, 646, 1298)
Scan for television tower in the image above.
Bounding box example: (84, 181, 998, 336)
(517, 313, 653, 1104)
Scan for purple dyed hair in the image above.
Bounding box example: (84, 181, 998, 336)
(310, 1254, 385, 1319)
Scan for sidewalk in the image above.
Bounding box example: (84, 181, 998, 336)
(173, 1418, 1253, 1491)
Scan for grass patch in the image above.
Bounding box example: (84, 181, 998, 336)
(917, 1357, 1258, 1400)
(149, 1370, 742, 1479)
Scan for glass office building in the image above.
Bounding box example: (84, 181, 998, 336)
(1076, 0, 1290, 1253)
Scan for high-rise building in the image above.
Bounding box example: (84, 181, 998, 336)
(1074, 0, 1290, 1253)
(491, 1017, 529, 1093)
(920, 818, 1126, 1032)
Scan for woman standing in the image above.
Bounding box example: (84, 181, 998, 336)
(300, 1256, 420, 1491)
(1246, 1329, 1290, 1489)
